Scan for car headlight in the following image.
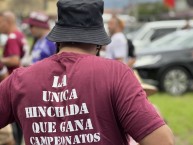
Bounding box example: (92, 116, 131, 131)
(134, 55, 162, 67)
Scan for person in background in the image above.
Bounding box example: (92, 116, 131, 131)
(0, 11, 28, 74)
(0, 0, 174, 145)
(105, 15, 128, 64)
(23, 12, 56, 64)
(0, 11, 29, 145)
(105, 15, 136, 67)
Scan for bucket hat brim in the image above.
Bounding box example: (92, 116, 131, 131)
(47, 24, 111, 46)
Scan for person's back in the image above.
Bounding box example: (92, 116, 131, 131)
(0, 52, 169, 144)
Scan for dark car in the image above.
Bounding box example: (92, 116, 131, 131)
(134, 29, 193, 95)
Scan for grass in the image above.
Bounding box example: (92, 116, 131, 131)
(149, 92, 193, 145)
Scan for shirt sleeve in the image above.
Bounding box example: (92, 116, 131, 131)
(113, 68, 165, 142)
(0, 73, 15, 128)
(6, 38, 21, 57)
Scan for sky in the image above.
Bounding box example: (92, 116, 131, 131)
(104, 0, 162, 8)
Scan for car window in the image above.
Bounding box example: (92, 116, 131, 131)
(148, 30, 188, 48)
(133, 24, 151, 40)
(133, 22, 181, 41)
(142, 30, 193, 52)
(141, 29, 154, 40)
(150, 28, 177, 41)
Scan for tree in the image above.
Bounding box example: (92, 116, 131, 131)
(137, 2, 169, 21)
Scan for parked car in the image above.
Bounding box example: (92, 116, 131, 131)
(134, 29, 193, 95)
(128, 20, 193, 52)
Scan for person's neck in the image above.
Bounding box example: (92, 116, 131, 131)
(59, 44, 97, 55)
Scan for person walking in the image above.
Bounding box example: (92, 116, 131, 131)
(0, 1, 174, 145)
(23, 12, 56, 64)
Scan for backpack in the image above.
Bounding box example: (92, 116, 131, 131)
(127, 39, 136, 58)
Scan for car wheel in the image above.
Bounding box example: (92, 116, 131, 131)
(160, 67, 190, 96)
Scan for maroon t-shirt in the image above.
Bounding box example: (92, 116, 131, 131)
(3, 31, 26, 74)
(0, 52, 165, 145)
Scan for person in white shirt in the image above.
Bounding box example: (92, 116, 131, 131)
(105, 15, 128, 64)
(106, 15, 158, 145)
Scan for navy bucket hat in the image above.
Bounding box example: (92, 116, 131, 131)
(47, 0, 111, 46)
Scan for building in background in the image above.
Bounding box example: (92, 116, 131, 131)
(0, 0, 57, 17)
(0, 0, 10, 11)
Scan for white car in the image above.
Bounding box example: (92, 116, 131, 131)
(128, 20, 193, 52)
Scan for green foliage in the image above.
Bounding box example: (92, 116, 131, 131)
(149, 92, 193, 145)
(137, 2, 169, 21)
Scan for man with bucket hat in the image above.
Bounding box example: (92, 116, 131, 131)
(0, 0, 174, 145)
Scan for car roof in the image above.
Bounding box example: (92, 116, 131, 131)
(131, 20, 193, 41)
(137, 29, 193, 54)
(143, 20, 193, 28)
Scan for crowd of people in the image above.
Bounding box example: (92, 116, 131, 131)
(0, 0, 174, 145)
